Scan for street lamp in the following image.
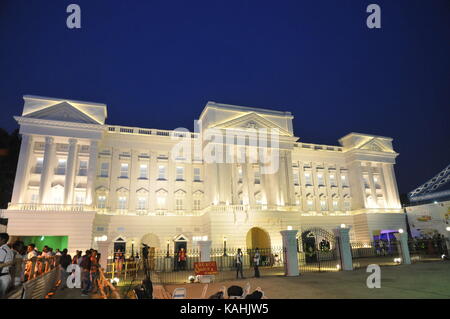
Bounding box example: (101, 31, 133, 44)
(398, 228, 404, 234)
(131, 240, 135, 259)
(223, 237, 228, 256)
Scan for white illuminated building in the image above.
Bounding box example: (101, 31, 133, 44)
(2, 95, 407, 254)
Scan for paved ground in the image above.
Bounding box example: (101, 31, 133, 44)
(52, 288, 91, 299)
(164, 261, 450, 299)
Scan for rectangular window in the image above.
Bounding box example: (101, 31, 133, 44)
(118, 196, 127, 210)
(35, 158, 44, 174)
(137, 197, 147, 210)
(176, 167, 184, 181)
(193, 168, 201, 182)
(343, 201, 351, 210)
(31, 193, 39, 204)
(97, 196, 106, 209)
(157, 196, 166, 208)
(363, 174, 370, 189)
(373, 174, 381, 189)
(120, 163, 129, 178)
(139, 164, 148, 179)
(333, 200, 339, 210)
(158, 166, 166, 180)
(193, 199, 201, 210)
(341, 175, 348, 187)
(78, 160, 88, 176)
(307, 199, 314, 211)
(100, 162, 109, 177)
(329, 174, 336, 187)
(238, 166, 243, 183)
(320, 199, 327, 211)
(317, 173, 325, 186)
(304, 172, 313, 186)
(176, 198, 183, 210)
(56, 159, 67, 175)
(74, 192, 85, 205)
(254, 169, 261, 184)
(293, 172, 299, 186)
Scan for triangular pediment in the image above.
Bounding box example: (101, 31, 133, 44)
(173, 234, 189, 242)
(210, 112, 292, 136)
(156, 188, 168, 195)
(23, 101, 101, 124)
(136, 187, 149, 194)
(174, 189, 187, 196)
(359, 138, 391, 153)
(193, 190, 204, 197)
(96, 186, 109, 193)
(116, 187, 129, 193)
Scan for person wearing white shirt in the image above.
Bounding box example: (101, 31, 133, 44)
(0, 233, 14, 298)
(253, 248, 261, 278)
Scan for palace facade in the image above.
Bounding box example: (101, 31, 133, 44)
(1, 95, 406, 254)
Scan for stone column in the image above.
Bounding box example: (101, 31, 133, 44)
(198, 240, 212, 262)
(285, 151, 295, 206)
(128, 150, 139, 213)
(333, 227, 353, 271)
(382, 164, 401, 209)
(367, 163, 377, 204)
(394, 231, 411, 265)
(280, 230, 299, 276)
(85, 140, 99, 206)
(64, 138, 78, 205)
(39, 136, 56, 204)
(11, 134, 33, 204)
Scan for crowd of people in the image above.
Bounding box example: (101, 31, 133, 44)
(409, 233, 448, 255)
(0, 232, 104, 298)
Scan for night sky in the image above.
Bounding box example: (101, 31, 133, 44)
(0, 0, 449, 195)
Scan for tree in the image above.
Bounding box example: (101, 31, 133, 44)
(0, 128, 20, 208)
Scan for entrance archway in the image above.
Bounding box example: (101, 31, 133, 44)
(301, 228, 336, 263)
(246, 227, 271, 249)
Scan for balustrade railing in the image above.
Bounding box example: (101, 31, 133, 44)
(107, 125, 199, 139)
(7, 203, 91, 212)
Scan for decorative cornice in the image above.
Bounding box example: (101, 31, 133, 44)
(14, 116, 105, 131)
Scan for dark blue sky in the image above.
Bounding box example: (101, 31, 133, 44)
(0, 0, 449, 195)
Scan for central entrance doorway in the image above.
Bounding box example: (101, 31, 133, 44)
(173, 234, 188, 271)
(246, 227, 271, 249)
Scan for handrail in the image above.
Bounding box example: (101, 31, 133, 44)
(97, 267, 121, 299)
(6, 256, 61, 299)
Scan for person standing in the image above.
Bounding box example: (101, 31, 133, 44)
(0, 233, 13, 298)
(235, 248, 245, 279)
(11, 241, 26, 288)
(253, 248, 261, 278)
(59, 249, 72, 290)
(80, 250, 92, 296)
(90, 250, 99, 293)
(178, 248, 187, 271)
